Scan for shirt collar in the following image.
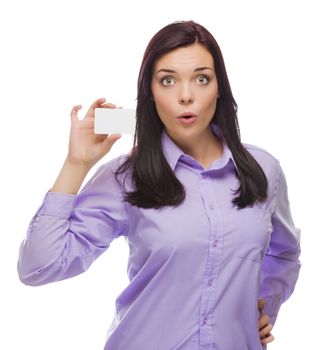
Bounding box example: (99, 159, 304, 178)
(161, 122, 239, 173)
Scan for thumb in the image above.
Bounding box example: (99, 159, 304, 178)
(109, 133, 122, 142)
(102, 133, 122, 151)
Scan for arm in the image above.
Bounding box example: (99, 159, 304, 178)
(50, 156, 92, 195)
(259, 162, 301, 326)
(17, 156, 129, 286)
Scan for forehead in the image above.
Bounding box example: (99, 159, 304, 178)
(153, 43, 215, 71)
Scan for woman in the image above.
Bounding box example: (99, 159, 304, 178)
(17, 20, 301, 349)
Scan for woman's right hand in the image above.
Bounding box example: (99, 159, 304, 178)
(66, 97, 122, 168)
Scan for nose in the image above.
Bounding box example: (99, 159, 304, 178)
(179, 84, 194, 104)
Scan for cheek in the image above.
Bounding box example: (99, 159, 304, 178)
(200, 88, 218, 108)
(153, 92, 173, 112)
(201, 82, 218, 99)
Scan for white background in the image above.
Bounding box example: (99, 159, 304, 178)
(1, 0, 311, 349)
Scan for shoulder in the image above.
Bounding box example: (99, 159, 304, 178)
(242, 142, 282, 200)
(98, 153, 130, 172)
(99, 152, 134, 190)
(242, 142, 280, 169)
(81, 153, 131, 192)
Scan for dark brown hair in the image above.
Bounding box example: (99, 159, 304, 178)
(114, 20, 268, 210)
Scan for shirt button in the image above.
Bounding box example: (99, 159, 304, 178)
(203, 317, 207, 325)
(208, 279, 213, 286)
(213, 239, 218, 247)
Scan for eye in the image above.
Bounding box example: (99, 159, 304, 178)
(159, 77, 175, 86)
(196, 75, 210, 84)
(159, 74, 210, 87)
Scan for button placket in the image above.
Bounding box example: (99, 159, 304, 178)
(213, 239, 218, 247)
(198, 173, 223, 346)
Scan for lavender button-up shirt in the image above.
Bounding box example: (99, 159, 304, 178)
(17, 123, 301, 350)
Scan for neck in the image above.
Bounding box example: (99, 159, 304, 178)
(175, 125, 224, 169)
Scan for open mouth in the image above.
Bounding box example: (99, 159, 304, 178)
(179, 115, 197, 120)
(177, 115, 197, 124)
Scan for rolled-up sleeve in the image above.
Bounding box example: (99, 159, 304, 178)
(259, 162, 301, 326)
(17, 156, 129, 286)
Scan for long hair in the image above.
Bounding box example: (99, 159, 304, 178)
(114, 20, 268, 210)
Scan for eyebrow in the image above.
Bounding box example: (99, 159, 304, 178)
(155, 66, 213, 74)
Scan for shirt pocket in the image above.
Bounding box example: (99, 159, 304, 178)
(233, 205, 270, 264)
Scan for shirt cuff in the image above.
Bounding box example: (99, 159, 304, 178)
(37, 190, 78, 218)
(259, 295, 281, 326)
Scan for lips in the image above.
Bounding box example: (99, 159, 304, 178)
(177, 112, 197, 119)
(177, 112, 197, 125)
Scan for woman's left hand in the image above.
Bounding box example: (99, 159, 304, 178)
(258, 299, 274, 345)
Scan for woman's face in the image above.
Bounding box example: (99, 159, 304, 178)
(151, 42, 219, 145)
